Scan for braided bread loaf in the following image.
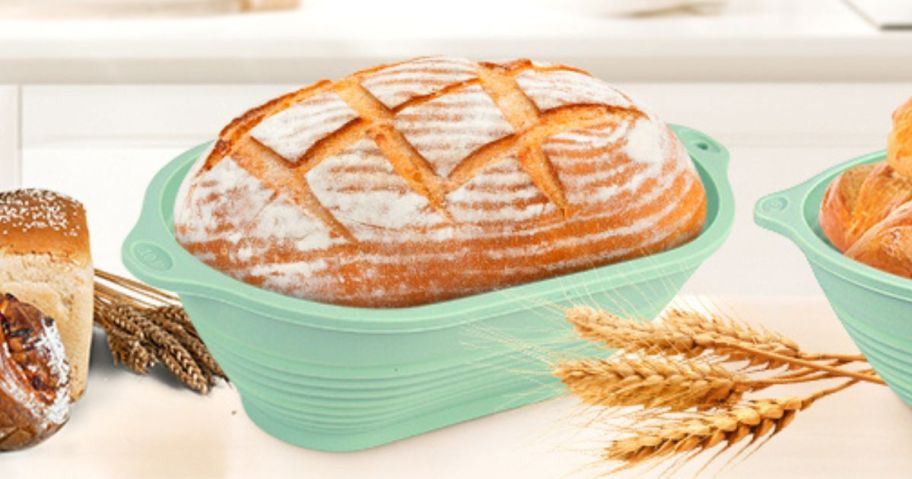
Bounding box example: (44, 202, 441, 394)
(174, 57, 707, 307)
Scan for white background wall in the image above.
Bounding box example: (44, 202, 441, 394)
(19, 82, 912, 299)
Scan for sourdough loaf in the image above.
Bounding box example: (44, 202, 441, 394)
(174, 57, 707, 307)
(0, 189, 92, 399)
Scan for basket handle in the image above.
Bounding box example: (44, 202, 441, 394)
(672, 124, 730, 177)
(122, 142, 223, 296)
(123, 223, 205, 293)
(754, 184, 808, 243)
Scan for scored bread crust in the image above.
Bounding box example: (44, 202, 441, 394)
(175, 57, 707, 307)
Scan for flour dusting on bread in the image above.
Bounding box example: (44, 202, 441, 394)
(174, 57, 707, 307)
(251, 92, 358, 163)
(396, 84, 515, 176)
(361, 56, 478, 109)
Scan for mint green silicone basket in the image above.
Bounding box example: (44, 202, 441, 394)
(755, 151, 912, 406)
(123, 125, 733, 451)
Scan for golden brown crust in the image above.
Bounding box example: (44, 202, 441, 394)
(202, 59, 591, 175)
(821, 164, 912, 279)
(846, 201, 912, 278)
(0, 189, 90, 266)
(846, 163, 912, 246)
(180, 168, 706, 307)
(820, 163, 876, 251)
(888, 97, 912, 177)
(176, 57, 708, 307)
(820, 97, 912, 279)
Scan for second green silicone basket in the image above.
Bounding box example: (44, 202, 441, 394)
(123, 124, 734, 451)
(755, 151, 912, 406)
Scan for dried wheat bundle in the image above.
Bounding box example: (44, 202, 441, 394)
(93, 270, 226, 394)
(557, 305, 885, 474)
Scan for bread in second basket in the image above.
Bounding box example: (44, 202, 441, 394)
(820, 97, 912, 279)
(174, 57, 707, 307)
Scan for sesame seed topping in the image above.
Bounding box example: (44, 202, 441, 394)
(0, 189, 83, 236)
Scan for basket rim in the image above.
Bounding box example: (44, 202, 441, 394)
(754, 150, 912, 300)
(123, 124, 734, 331)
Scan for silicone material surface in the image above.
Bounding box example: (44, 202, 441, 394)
(755, 150, 912, 406)
(124, 125, 733, 451)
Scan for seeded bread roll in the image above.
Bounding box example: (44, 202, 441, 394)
(0, 293, 70, 450)
(174, 57, 707, 307)
(0, 190, 92, 400)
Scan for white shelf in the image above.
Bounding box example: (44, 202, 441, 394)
(1, 0, 911, 82)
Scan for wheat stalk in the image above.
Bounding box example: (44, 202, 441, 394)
(557, 304, 887, 474)
(664, 309, 866, 364)
(565, 306, 882, 384)
(140, 312, 212, 392)
(555, 356, 751, 411)
(603, 380, 857, 472)
(566, 306, 797, 365)
(100, 315, 153, 373)
(148, 306, 225, 378)
(663, 308, 801, 366)
(554, 354, 860, 412)
(93, 270, 226, 393)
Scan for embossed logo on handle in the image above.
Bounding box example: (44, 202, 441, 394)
(762, 197, 789, 213)
(133, 243, 173, 272)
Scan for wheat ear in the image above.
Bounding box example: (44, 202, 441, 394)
(554, 354, 851, 412)
(565, 307, 882, 385)
(604, 379, 858, 471)
(662, 309, 801, 366)
(566, 306, 799, 364)
(94, 298, 155, 372)
(148, 306, 226, 379)
(664, 309, 865, 364)
(555, 356, 751, 411)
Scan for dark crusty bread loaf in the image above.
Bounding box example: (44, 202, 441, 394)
(174, 57, 707, 307)
(0, 293, 70, 450)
